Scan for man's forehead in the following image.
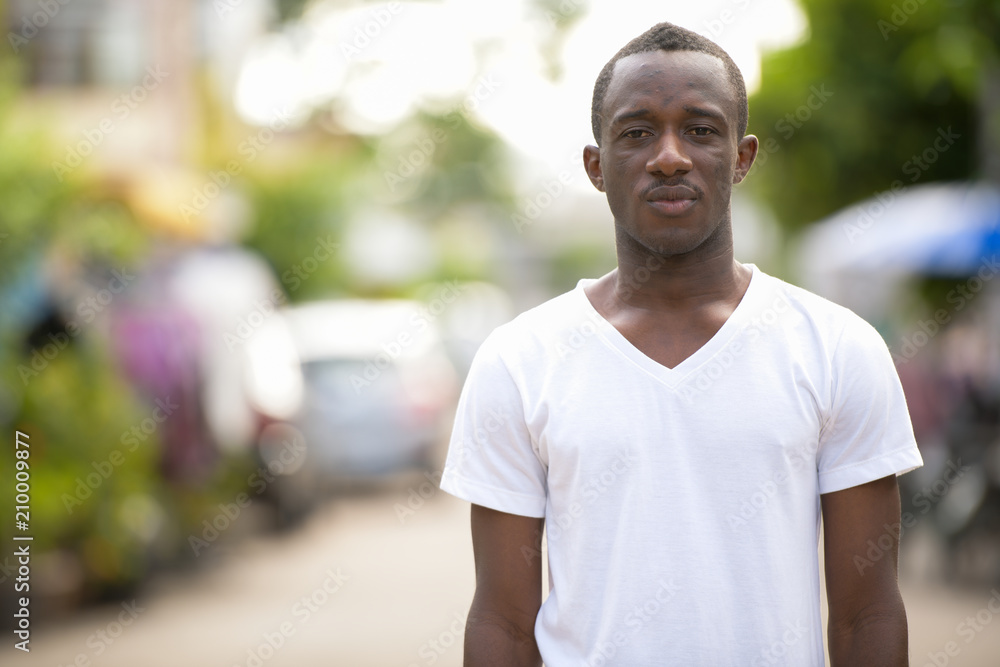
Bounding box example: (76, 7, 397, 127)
(604, 49, 733, 110)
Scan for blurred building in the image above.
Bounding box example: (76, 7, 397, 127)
(7, 0, 274, 175)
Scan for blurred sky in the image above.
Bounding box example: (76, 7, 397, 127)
(236, 0, 807, 173)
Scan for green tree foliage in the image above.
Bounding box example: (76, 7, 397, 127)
(241, 152, 357, 300)
(747, 0, 999, 232)
(275, 0, 312, 23)
(402, 111, 516, 221)
(0, 54, 256, 600)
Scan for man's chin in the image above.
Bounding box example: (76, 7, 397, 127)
(635, 228, 709, 258)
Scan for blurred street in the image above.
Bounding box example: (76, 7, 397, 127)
(3, 478, 474, 667)
(3, 482, 999, 667)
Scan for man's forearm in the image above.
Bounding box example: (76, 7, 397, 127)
(464, 615, 542, 667)
(828, 610, 907, 667)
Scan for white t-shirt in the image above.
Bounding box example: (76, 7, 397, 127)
(440, 264, 923, 666)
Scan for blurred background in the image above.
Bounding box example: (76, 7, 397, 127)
(0, 0, 998, 664)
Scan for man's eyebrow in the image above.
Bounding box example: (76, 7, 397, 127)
(610, 105, 728, 130)
(610, 108, 652, 128)
(683, 105, 726, 123)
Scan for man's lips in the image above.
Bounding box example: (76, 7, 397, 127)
(644, 185, 698, 215)
(645, 185, 698, 202)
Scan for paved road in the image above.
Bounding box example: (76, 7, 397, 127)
(3, 482, 999, 666)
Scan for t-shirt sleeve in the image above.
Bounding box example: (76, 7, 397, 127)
(816, 316, 924, 494)
(439, 332, 548, 517)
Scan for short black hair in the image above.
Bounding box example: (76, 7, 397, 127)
(591, 22, 748, 145)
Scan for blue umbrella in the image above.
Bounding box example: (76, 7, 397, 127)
(799, 182, 1000, 278)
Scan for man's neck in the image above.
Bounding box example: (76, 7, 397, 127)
(611, 235, 748, 315)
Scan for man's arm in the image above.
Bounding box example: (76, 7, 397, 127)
(465, 504, 544, 667)
(821, 474, 908, 666)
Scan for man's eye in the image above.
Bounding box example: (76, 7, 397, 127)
(689, 127, 715, 136)
(623, 129, 650, 139)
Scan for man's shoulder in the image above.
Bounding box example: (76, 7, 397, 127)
(477, 281, 601, 361)
(755, 268, 886, 351)
(493, 281, 595, 336)
(761, 270, 852, 318)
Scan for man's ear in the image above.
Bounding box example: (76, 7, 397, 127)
(583, 145, 605, 192)
(733, 134, 759, 184)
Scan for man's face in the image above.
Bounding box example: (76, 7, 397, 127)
(584, 50, 757, 258)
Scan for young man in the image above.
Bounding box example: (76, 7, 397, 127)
(440, 22, 922, 666)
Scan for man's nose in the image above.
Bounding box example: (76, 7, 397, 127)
(646, 132, 693, 176)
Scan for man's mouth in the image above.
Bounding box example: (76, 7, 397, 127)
(645, 185, 698, 215)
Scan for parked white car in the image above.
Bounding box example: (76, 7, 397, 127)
(246, 299, 459, 486)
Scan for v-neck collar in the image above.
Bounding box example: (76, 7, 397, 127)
(575, 263, 767, 390)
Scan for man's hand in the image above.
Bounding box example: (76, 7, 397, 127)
(822, 474, 909, 666)
(465, 504, 544, 667)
